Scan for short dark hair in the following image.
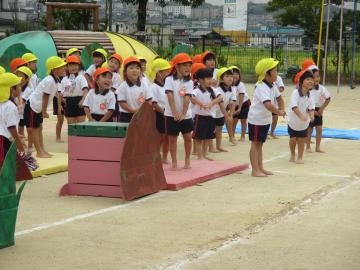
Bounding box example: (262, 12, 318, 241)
(196, 68, 213, 79)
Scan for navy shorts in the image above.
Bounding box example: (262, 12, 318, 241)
(234, 100, 250, 119)
(215, 117, 225, 127)
(248, 123, 270, 143)
(156, 111, 166, 134)
(192, 115, 215, 140)
(91, 114, 113, 122)
(0, 135, 11, 163)
(288, 126, 307, 138)
(24, 101, 43, 128)
(309, 107, 323, 127)
(53, 95, 65, 116)
(165, 116, 193, 136)
(119, 112, 134, 123)
(64, 96, 85, 117)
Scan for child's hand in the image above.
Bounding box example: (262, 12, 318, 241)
(314, 111, 319, 116)
(318, 108, 324, 115)
(277, 110, 286, 117)
(42, 112, 49, 118)
(17, 143, 25, 154)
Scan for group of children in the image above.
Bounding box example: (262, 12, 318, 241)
(0, 48, 330, 177)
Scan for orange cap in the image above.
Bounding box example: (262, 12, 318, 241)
(192, 54, 203, 64)
(109, 53, 123, 64)
(201, 51, 215, 63)
(191, 63, 206, 80)
(93, 67, 112, 80)
(172, 53, 192, 66)
(66, 55, 81, 64)
(301, 59, 316, 70)
(294, 69, 312, 85)
(123, 56, 141, 68)
(10, 58, 27, 72)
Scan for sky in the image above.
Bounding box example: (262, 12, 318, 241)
(205, 0, 269, 5)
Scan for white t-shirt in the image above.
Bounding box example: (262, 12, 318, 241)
(85, 64, 97, 77)
(83, 89, 116, 115)
(21, 84, 34, 101)
(112, 72, 122, 92)
(151, 81, 167, 110)
(310, 84, 331, 108)
(28, 75, 59, 113)
(215, 84, 237, 118)
(288, 89, 315, 131)
(192, 86, 221, 117)
(273, 76, 284, 108)
(248, 81, 281, 125)
(0, 100, 19, 140)
(234, 82, 249, 104)
(60, 74, 88, 97)
(164, 75, 194, 119)
(141, 75, 151, 88)
(117, 80, 150, 113)
(212, 68, 219, 80)
(29, 73, 39, 90)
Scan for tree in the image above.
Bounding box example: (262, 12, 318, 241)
(267, 0, 342, 44)
(120, 0, 205, 35)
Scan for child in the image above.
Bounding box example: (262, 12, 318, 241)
(201, 51, 218, 84)
(107, 53, 123, 122)
(66, 48, 81, 58)
(85, 48, 108, 87)
(270, 75, 285, 139)
(59, 55, 89, 124)
(306, 66, 331, 153)
(22, 53, 39, 89)
(83, 67, 116, 122)
(53, 83, 65, 143)
(248, 58, 286, 177)
(117, 57, 151, 123)
(137, 56, 151, 87)
(214, 67, 236, 151)
(14, 66, 33, 138)
(191, 68, 223, 160)
(149, 58, 172, 164)
(0, 72, 25, 163)
(288, 70, 315, 164)
(230, 66, 250, 142)
(164, 53, 194, 169)
(24, 56, 66, 158)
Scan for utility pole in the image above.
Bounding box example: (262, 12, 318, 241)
(109, 0, 113, 31)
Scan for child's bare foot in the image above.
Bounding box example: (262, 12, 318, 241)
(230, 138, 237, 145)
(252, 170, 267, 177)
(44, 151, 54, 157)
(261, 169, 273, 175)
(306, 148, 312, 153)
(238, 136, 245, 142)
(37, 152, 51, 158)
(296, 159, 304, 164)
(310, 140, 314, 144)
(184, 161, 191, 169)
(162, 158, 170, 164)
(316, 148, 325, 153)
(270, 134, 279, 139)
(56, 139, 64, 143)
(204, 156, 214, 161)
(216, 147, 228, 152)
(209, 149, 220, 153)
(171, 162, 178, 170)
(289, 156, 295, 162)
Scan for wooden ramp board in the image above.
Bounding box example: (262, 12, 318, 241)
(31, 153, 68, 178)
(164, 160, 249, 191)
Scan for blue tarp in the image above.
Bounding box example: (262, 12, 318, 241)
(223, 125, 360, 140)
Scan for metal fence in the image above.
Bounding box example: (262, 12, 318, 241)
(141, 33, 360, 83)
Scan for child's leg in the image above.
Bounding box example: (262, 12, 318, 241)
(26, 127, 33, 150)
(258, 143, 273, 175)
(289, 137, 296, 162)
(240, 119, 247, 141)
(306, 127, 313, 152)
(203, 140, 213, 161)
(161, 135, 169, 163)
(315, 126, 325, 153)
(168, 135, 178, 169)
(39, 125, 52, 156)
(18, 125, 25, 137)
(232, 118, 238, 141)
(29, 128, 49, 158)
(76, 115, 86, 123)
(196, 139, 203, 159)
(215, 126, 227, 152)
(192, 139, 198, 155)
(249, 141, 266, 177)
(56, 115, 64, 142)
(296, 137, 305, 163)
(270, 115, 279, 138)
(66, 117, 76, 125)
(183, 132, 192, 169)
(226, 119, 237, 145)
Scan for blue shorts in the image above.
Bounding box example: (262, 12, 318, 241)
(165, 117, 193, 136)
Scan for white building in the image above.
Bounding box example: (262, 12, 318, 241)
(223, 0, 248, 31)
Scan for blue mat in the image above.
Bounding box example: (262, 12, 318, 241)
(223, 126, 360, 140)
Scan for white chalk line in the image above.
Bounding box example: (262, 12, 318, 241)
(272, 170, 353, 179)
(157, 176, 360, 270)
(15, 192, 168, 237)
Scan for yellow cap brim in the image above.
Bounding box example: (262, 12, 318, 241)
(47, 61, 66, 75)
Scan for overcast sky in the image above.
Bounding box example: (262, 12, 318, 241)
(205, 0, 269, 5)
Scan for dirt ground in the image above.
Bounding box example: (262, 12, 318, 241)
(0, 84, 359, 270)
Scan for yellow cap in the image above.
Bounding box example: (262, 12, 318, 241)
(0, 66, 5, 74)
(22, 52, 38, 63)
(93, 48, 108, 59)
(137, 55, 147, 61)
(46, 56, 66, 75)
(0, 73, 22, 102)
(255, 58, 279, 82)
(229, 65, 240, 72)
(216, 67, 233, 81)
(149, 58, 172, 81)
(101, 62, 109, 68)
(16, 66, 33, 78)
(66, 48, 80, 57)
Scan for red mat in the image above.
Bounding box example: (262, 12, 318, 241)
(164, 160, 249, 191)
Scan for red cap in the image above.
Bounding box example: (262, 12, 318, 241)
(201, 51, 216, 63)
(191, 63, 206, 80)
(109, 53, 123, 64)
(10, 58, 27, 72)
(93, 67, 112, 80)
(172, 53, 192, 66)
(66, 55, 81, 64)
(192, 54, 203, 64)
